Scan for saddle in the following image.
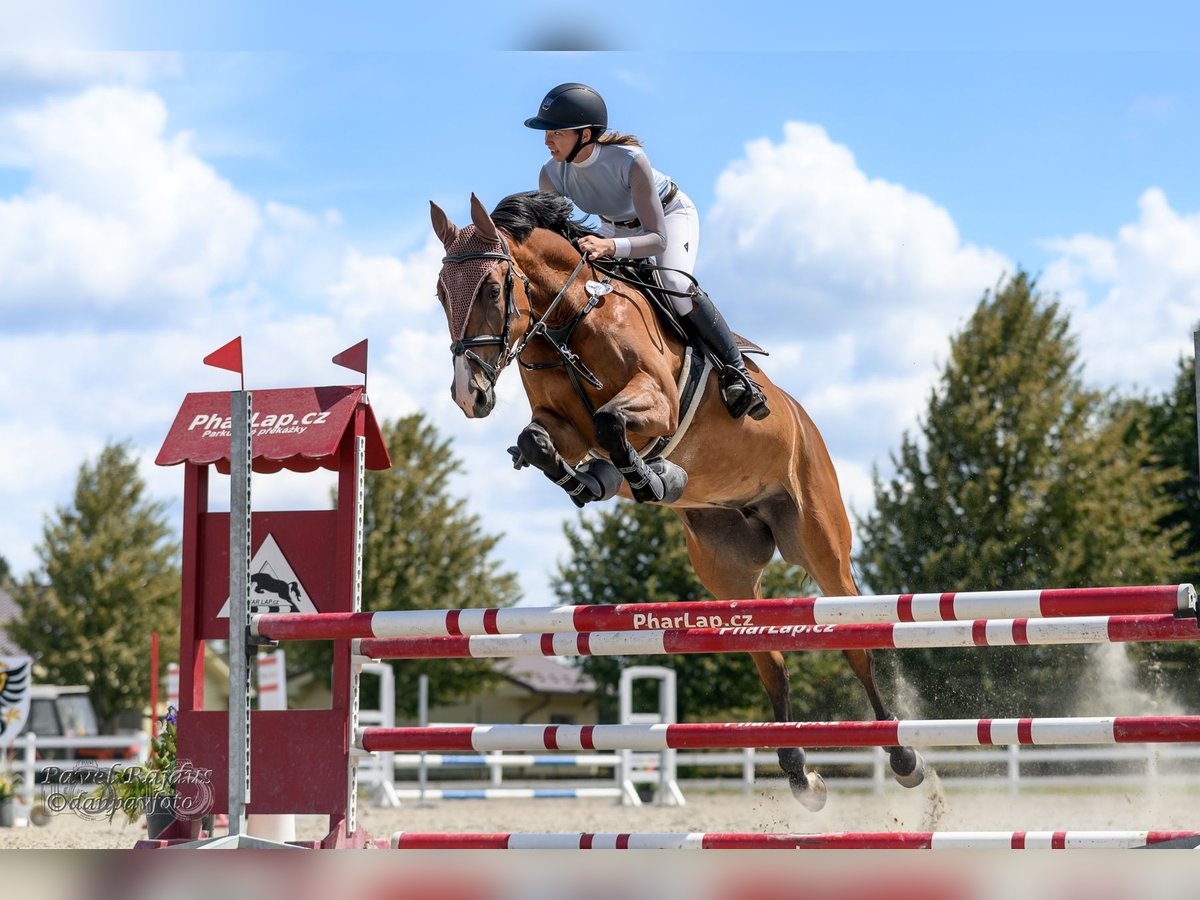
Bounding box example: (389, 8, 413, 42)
(608, 258, 768, 358)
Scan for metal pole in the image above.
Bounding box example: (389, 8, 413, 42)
(228, 390, 252, 836)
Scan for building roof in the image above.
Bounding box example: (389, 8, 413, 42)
(0, 584, 20, 655)
(495, 655, 596, 695)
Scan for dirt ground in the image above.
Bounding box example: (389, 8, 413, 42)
(4, 778, 1198, 900)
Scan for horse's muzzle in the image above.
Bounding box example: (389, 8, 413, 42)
(451, 357, 496, 418)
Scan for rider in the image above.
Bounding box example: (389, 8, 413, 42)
(524, 82, 770, 421)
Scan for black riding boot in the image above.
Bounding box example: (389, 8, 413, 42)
(682, 289, 770, 420)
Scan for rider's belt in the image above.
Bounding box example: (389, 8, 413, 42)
(602, 182, 679, 230)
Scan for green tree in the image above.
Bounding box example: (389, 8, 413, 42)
(552, 502, 868, 723)
(290, 414, 521, 712)
(0, 555, 11, 590)
(1136, 348, 1200, 582)
(1124, 346, 1200, 709)
(856, 272, 1186, 717)
(9, 443, 180, 727)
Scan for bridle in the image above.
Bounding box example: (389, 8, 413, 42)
(441, 235, 531, 390)
(441, 235, 595, 397)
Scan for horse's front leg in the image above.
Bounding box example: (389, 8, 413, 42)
(593, 373, 687, 504)
(511, 416, 622, 508)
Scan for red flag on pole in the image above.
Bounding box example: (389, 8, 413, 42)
(332, 339, 368, 379)
(203, 336, 244, 389)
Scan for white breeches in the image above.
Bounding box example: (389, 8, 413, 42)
(612, 190, 701, 315)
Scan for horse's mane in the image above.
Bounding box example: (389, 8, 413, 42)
(490, 191, 595, 244)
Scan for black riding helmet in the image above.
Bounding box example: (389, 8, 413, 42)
(524, 82, 608, 132)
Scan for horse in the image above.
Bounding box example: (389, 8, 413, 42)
(429, 190, 925, 810)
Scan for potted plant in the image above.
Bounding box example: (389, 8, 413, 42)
(0, 768, 21, 828)
(100, 707, 180, 838)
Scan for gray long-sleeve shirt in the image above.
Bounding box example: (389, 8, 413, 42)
(539, 142, 674, 259)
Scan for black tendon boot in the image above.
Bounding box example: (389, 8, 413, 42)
(683, 289, 770, 420)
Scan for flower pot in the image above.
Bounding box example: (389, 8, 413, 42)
(143, 795, 178, 839)
(0, 798, 15, 828)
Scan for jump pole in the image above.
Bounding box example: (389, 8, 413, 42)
(387, 830, 1200, 850)
(251, 584, 1197, 640)
(349, 613, 1200, 660)
(358, 715, 1200, 753)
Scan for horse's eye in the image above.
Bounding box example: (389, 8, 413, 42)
(489, 283, 502, 299)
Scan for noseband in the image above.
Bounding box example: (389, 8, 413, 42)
(441, 236, 530, 389)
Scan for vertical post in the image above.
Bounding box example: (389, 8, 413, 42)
(417, 673, 429, 802)
(227, 390, 252, 836)
(149, 632, 159, 744)
(179, 464, 209, 715)
(344, 433, 367, 837)
(21, 736, 35, 808)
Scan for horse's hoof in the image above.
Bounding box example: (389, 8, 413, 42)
(891, 748, 926, 789)
(789, 771, 827, 811)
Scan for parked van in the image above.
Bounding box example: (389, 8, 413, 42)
(17, 685, 140, 760)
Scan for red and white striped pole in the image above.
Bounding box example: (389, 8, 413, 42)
(358, 715, 1200, 753)
(388, 830, 1200, 850)
(251, 584, 1196, 641)
(350, 612, 1200, 661)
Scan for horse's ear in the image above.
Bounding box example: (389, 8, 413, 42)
(470, 193, 499, 244)
(430, 201, 459, 250)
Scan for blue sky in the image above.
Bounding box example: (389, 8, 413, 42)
(2, 8, 1199, 604)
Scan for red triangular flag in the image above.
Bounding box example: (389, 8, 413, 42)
(203, 336, 243, 375)
(332, 339, 368, 376)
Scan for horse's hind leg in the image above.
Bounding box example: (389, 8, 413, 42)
(840, 649, 924, 786)
(757, 481, 926, 790)
(677, 506, 827, 811)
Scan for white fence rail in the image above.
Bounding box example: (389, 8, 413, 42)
(6, 732, 151, 809)
(366, 742, 1200, 801)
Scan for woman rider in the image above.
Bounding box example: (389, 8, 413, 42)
(524, 82, 769, 421)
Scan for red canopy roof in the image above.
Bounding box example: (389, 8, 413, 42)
(156, 385, 391, 474)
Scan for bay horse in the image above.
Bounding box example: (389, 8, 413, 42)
(430, 191, 924, 809)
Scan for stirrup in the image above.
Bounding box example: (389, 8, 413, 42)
(720, 368, 770, 420)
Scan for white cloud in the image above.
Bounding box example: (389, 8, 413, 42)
(1042, 188, 1200, 390)
(328, 238, 445, 325)
(701, 121, 1009, 470)
(705, 122, 1008, 347)
(0, 86, 261, 324)
(0, 51, 181, 85)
